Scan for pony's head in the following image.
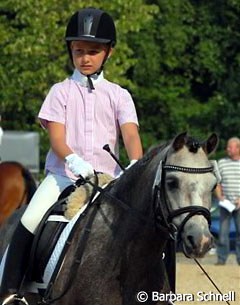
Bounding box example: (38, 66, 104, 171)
(111, 132, 218, 258)
(161, 132, 218, 258)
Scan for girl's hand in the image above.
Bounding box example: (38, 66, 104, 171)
(65, 153, 94, 178)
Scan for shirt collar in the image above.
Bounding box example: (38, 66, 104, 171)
(71, 69, 104, 88)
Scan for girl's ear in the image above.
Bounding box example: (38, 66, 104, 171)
(70, 41, 74, 50)
(108, 48, 114, 58)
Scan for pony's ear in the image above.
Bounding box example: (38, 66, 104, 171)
(202, 133, 219, 155)
(172, 132, 187, 151)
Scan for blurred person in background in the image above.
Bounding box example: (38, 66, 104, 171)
(215, 137, 240, 265)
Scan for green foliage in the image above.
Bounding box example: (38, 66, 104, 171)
(129, 0, 240, 153)
(0, 0, 157, 167)
(1, 0, 240, 167)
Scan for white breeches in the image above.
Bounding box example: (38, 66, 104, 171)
(21, 173, 74, 233)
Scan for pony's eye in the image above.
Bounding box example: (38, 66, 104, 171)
(166, 177, 179, 190)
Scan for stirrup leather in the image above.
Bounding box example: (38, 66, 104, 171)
(2, 294, 29, 305)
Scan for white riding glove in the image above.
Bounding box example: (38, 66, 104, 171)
(65, 153, 94, 178)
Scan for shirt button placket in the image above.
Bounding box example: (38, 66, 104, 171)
(85, 92, 94, 162)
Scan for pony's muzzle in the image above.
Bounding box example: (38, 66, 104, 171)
(181, 220, 214, 258)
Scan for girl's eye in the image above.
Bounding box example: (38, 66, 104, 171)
(72, 49, 84, 56)
(89, 50, 99, 55)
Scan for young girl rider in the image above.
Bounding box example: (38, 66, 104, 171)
(0, 8, 143, 304)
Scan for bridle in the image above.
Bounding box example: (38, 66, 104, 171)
(153, 161, 213, 240)
(152, 161, 232, 305)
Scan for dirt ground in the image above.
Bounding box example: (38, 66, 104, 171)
(175, 252, 240, 305)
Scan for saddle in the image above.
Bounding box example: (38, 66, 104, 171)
(27, 173, 113, 286)
(28, 180, 80, 282)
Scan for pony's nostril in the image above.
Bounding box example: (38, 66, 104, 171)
(187, 235, 196, 249)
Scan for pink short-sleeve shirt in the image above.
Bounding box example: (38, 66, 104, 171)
(38, 70, 139, 179)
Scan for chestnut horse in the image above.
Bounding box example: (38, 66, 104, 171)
(0, 161, 37, 225)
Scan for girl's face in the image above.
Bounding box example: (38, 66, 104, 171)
(71, 40, 112, 75)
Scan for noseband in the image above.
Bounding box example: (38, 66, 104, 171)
(153, 162, 213, 239)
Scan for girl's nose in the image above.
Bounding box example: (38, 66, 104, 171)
(81, 53, 90, 63)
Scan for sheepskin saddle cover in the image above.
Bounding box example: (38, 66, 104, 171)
(64, 173, 113, 220)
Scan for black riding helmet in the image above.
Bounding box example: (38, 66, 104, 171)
(65, 8, 116, 46)
(65, 8, 116, 81)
